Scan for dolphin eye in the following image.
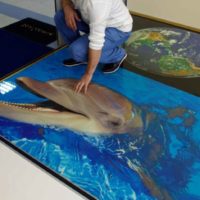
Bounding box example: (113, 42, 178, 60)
(98, 112, 122, 129)
(98, 111, 108, 115)
(111, 121, 120, 126)
(108, 120, 121, 127)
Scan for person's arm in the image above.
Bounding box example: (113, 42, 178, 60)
(86, 48, 102, 75)
(75, 2, 111, 94)
(61, 0, 80, 31)
(61, 0, 73, 8)
(75, 48, 101, 93)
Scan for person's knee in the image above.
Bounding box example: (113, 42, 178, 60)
(54, 10, 64, 27)
(70, 38, 88, 62)
(71, 44, 87, 61)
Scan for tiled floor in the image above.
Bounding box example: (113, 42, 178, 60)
(0, 13, 17, 28)
(0, 0, 59, 48)
(0, 0, 55, 17)
(0, 0, 55, 27)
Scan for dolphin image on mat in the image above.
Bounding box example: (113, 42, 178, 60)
(0, 77, 174, 200)
(0, 77, 142, 135)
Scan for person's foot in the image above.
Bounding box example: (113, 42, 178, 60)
(63, 59, 87, 67)
(102, 54, 127, 74)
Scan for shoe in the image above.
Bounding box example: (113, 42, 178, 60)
(102, 54, 127, 74)
(63, 59, 87, 67)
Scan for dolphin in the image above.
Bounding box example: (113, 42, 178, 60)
(0, 77, 174, 199)
(0, 77, 143, 135)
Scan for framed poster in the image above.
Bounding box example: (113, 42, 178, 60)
(124, 14, 200, 97)
(1, 47, 200, 199)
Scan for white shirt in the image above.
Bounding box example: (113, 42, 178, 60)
(71, 0, 133, 50)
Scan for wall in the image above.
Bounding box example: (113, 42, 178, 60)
(128, 0, 200, 31)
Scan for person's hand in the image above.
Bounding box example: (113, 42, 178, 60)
(75, 73, 93, 94)
(63, 6, 80, 31)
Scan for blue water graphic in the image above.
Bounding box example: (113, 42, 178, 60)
(1, 47, 200, 200)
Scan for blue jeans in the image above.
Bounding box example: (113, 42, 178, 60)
(54, 10, 131, 64)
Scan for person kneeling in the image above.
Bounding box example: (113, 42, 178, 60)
(54, 0, 132, 93)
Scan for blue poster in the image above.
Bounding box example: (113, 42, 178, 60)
(0, 47, 200, 200)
